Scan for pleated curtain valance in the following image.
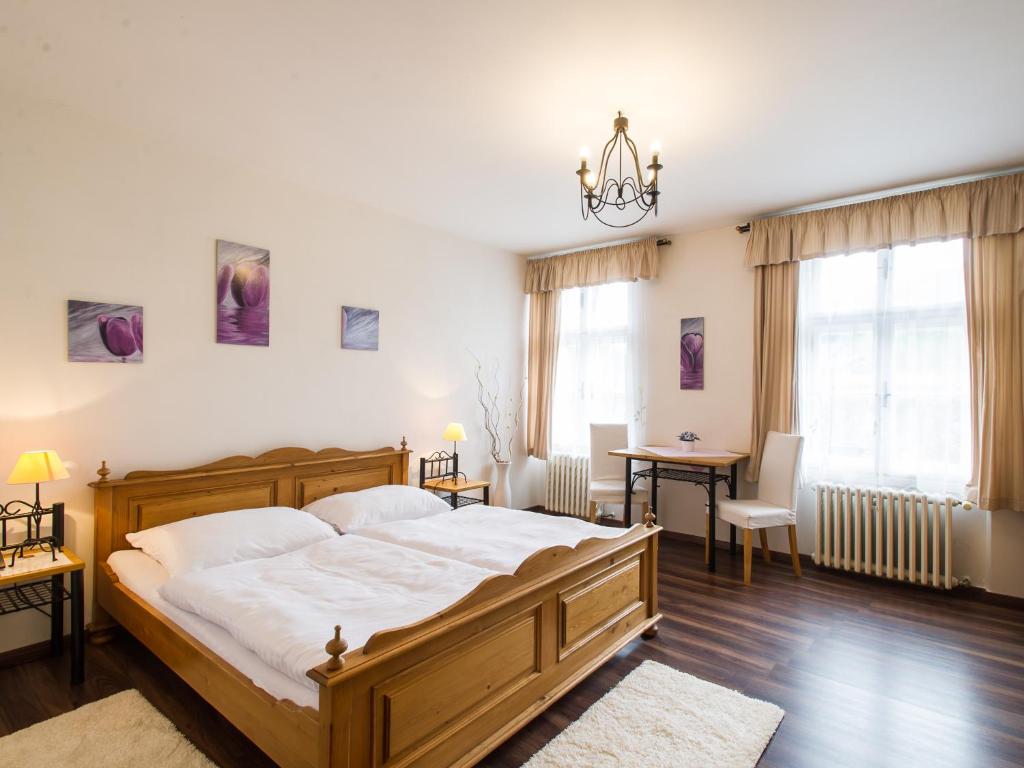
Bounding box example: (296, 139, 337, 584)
(524, 237, 659, 293)
(745, 172, 1024, 267)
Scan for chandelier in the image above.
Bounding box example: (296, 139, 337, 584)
(576, 111, 662, 227)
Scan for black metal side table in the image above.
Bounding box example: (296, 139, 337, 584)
(0, 547, 85, 684)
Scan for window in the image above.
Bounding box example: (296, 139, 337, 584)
(797, 239, 970, 495)
(551, 282, 638, 456)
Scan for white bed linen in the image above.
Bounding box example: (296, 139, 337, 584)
(351, 506, 635, 573)
(107, 549, 318, 709)
(159, 536, 498, 689)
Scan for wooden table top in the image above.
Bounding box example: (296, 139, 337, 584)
(608, 447, 750, 467)
(0, 546, 84, 587)
(422, 477, 490, 493)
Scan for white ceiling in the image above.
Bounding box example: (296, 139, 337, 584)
(3, 1, 1023, 255)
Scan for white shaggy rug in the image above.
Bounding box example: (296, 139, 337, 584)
(524, 661, 784, 768)
(0, 689, 216, 767)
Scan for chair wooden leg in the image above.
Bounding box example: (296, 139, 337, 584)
(588, 500, 598, 523)
(743, 529, 753, 586)
(788, 524, 802, 577)
(758, 529, 772, 563)
(704, 513, 710, 565)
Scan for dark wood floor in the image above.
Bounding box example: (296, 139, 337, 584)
(2, 537, 1023, 767)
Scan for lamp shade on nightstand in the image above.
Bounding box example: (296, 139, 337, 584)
(441, 423, 468, 443)
(8, 450, 69, 485)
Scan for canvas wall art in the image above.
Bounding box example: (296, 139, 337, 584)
(68, 300, 144, 363)
(216, 239, 270, 346)
(341, 306, 380, 351)
(680, 317, 704, 390)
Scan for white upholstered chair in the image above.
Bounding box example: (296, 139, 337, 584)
(588, 423, 649, 524)
(714, 431, 804, 585)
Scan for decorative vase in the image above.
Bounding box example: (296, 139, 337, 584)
(678, 439, 695, 453)
(493, 460, 512, 508)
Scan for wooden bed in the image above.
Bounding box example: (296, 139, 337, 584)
(90, 441, 662, 768)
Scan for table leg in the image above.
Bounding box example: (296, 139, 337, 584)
(50, 573, 63, 657)
(729, 463, 738, 555)
(70, 569, 84, 684)
(623, 457, 632, 526)
(707, 466, 717, 572)
(451, 492, 459, 510)
(483, 485, 489, 505)
(650, 461, 659, 528)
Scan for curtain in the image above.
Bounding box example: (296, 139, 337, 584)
(746, 172, 1024, 266)
(965, 233, 1024, 512)
(748, 261, 798, 482)
(525, 237, 659, 460)
(524, 237, 659, 293)
(526, 291, 560, 460)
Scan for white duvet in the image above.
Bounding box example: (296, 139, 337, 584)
(159, 535, 497, 689)
(351, 506, 634, 574)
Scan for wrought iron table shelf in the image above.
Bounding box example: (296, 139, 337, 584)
(0, 577, 71, 616)
(632, 467, 736, 493)
(436, 494, 486, 510)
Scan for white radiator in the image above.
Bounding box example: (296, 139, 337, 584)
(546, 455, 590, 518)
(814, 485, 966, 589)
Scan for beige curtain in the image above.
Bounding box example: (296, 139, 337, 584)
(526, 291, 560, 460)
(746, 171, 1024, 266)
(965, 233, 1024, 512)
(747, 262, 798, 482)
(524, 237, 659, 293)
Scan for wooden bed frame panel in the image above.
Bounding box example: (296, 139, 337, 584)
(90, 443, 661, 768)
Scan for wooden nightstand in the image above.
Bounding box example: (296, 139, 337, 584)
(0, 546, 85, 683)
(422, 477, 490, 509)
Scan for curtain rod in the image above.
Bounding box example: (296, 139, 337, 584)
(734, 164, 1024, 235)
(528, 236, 672, 260)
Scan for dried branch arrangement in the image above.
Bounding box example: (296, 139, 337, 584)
(470, 352, 523, 463)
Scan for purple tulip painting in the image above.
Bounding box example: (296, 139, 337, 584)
(68, 300, 144, 363)
(680, 317, 704, 390)
(216, 239, 270, 346)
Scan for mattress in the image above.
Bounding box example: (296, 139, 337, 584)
(107, 548, 319, 709)
(350, 505, 634, 573)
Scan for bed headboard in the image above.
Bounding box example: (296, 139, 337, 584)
(90, 441, 410, 569)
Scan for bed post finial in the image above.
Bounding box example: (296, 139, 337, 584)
(643, 505, 655, 528)
(325, 625, 348, 672)
(400, 435, 408, 451)
(96, 461, 111, 484)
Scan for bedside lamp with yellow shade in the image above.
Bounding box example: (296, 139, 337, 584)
(441, 422, 467, 463)
(3, 450, 70, 566)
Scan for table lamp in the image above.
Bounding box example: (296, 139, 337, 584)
(441, 422, 467, 462)
(7, 450, 69, 513)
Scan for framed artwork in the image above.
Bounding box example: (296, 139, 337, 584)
(680, 317, 704, 390)
(216, 239, 270, 346)
(341, 306, 380, 351)
(68, 300, 143, 363)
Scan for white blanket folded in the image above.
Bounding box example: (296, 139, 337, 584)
(352, 506, 634, 574)
(159, 535, 497, 688)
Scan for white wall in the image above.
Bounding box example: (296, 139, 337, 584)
(637, 226, 995, 590)
(0, 92, 528, 653)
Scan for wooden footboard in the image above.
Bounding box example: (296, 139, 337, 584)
(308, 525, 661, 768)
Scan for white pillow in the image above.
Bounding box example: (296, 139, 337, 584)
(124, 506, 336, 576)
(302, 484, 451, 532)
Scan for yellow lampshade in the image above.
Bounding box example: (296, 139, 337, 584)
(441, 423, 467, 442)
(7, 450, 70, 485)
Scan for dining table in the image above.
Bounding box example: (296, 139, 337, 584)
(607, 446, 750, 572)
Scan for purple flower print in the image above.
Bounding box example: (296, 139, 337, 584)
(98, 315, 137, 358)
(230, 264, 269, 308)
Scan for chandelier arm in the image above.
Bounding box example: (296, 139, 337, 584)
(592, 132, 618, 193)
(592, 205, 655, 228)
(622, 134, 651, 189)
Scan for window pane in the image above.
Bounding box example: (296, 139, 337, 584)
(798, 239, 969, 495)
(551, 282, 633, 456)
